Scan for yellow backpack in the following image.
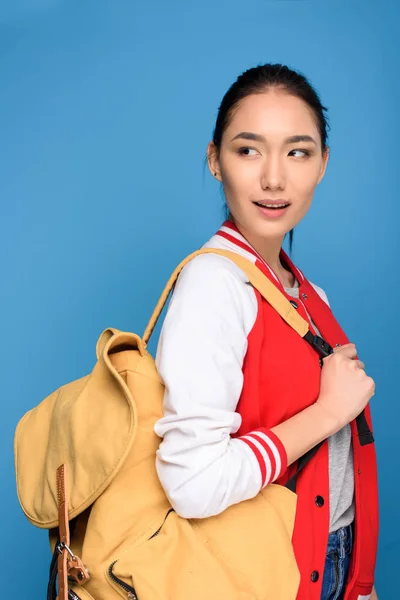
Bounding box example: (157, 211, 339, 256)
(15, 249, 315, 600)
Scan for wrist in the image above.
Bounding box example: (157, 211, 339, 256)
(310, 400, 341, 438)
(270, 397, 343, 467)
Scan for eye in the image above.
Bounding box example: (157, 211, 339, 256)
(289, 148, 311, 158)
(237, 146, 259, 157)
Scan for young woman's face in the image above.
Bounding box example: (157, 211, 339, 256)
(209, 90, 329, 241)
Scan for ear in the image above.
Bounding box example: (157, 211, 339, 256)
(317, 146, 330, 184)
(207, 141, 222, 181)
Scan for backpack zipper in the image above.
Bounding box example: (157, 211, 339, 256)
(148, 508, 174, 539)
(107, 509, 174, 599)
(108, 561, 138, 600)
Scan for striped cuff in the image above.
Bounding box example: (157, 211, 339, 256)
(239, 428, 288, 488)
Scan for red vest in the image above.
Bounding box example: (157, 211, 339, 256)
(220, 223, 379, 600)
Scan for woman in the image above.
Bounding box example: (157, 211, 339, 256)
(154, 64, 379, 600)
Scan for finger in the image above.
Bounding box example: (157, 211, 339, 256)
(333, 342, 355, 354)
(353, 359, 365, 370)
(321, 343, 357, 366)
(335, 344, 357, 359)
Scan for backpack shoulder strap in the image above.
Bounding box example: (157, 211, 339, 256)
(142, 248, 309, 345)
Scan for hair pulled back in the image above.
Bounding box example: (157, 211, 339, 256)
(211, 63, 329, 251)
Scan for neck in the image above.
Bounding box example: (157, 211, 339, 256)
(234, 222, 295, 287)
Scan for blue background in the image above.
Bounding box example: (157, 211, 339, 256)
(1, 0, 398, 597)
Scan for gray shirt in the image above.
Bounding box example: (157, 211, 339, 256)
(284, 279, 355, 533)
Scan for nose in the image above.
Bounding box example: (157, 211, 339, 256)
(260, 155, 286, 191)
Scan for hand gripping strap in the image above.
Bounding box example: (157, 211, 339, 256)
(142, 248, 309, 345)
(141, 247, 374, 465)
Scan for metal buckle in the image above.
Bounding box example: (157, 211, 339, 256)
(57, 542, 75, 560)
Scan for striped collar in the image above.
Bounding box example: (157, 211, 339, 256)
(214, 220, 305, 292)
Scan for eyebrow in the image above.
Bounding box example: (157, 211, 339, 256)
(230, 132, 317, 145)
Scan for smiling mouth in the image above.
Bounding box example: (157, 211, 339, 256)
(253, 201, 290, 210)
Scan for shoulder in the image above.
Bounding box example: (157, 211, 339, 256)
(178, 252, 252, 288)
(167, 252, 258, 334)
(176, 231, 259, 291)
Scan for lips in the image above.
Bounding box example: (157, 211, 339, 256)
(253, 199, 291, 219)
(253, 200, 291, 210)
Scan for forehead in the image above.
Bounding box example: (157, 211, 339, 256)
(225, 90, 319, 140)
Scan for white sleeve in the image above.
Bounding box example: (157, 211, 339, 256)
(154, 254, 288, 519)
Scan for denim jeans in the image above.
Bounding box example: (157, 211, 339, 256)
(320, 524, 353, 600)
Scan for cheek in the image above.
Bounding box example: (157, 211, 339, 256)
(289, 163, 321, 197)
(221, 162, 255, 198)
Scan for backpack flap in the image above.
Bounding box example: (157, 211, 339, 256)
(14, 330, 144, 529)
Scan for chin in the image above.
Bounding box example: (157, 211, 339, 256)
(230, 209, 294, 241)
(250, 217, 291, 240)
